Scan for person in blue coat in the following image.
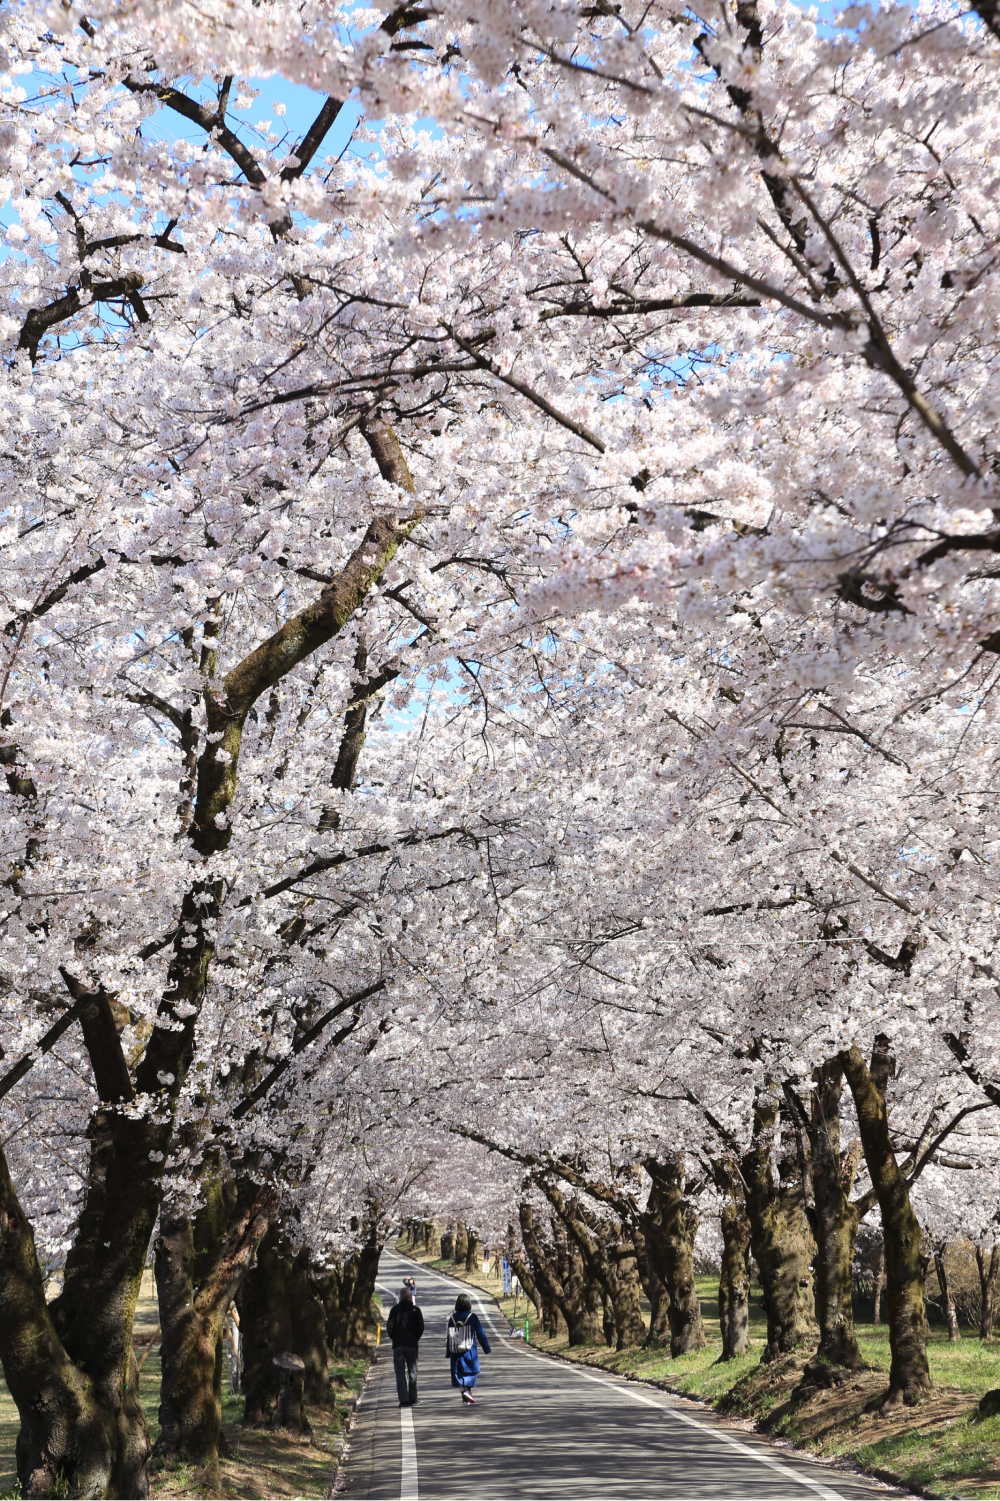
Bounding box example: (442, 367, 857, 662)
(446, 1293, 491, 1405)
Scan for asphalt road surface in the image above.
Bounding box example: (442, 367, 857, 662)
(341, 1250, 894, 1501)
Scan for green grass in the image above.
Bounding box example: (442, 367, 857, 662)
(0, 1369, 17, 1498)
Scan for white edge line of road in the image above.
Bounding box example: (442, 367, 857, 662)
(389, 1251, 848, 1501)
(399, 1403, 418, 1501)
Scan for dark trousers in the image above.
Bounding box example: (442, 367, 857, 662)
(393, 1344, 419, 1405)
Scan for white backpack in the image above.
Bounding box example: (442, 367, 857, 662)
(446, 1314, 475, 1358)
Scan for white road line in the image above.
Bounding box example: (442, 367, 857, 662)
(400, 1402, 418, 1501)
(510, 1342, 847, 1501)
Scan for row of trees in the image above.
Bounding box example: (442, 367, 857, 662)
(5, 0, 1000, 1493)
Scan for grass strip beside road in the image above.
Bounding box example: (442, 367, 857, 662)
(396, 1238, 1000, 1501)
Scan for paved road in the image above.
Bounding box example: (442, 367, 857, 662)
(341, 1250, 894, 1501)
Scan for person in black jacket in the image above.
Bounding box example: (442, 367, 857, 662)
(386, 1285, 425, 1407)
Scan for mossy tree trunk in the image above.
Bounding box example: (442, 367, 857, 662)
(154, 1170, 275, 1483)
(840, 1040, 931, 1404)
(785, 1062, 867, 1369)
(517, 1202, 600, 1345)
(239, 1225, 295, 1428)
(711, 1158, 751, 1360)
(539, 1181, 645, 1350)
(741, 1094, 818, 1360)
(635, 1222, 671, 1348)
(642, 1158, 706, 1356)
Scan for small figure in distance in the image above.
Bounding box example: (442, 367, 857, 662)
(386, 1283, 424, 1407)
(403, 1274, 417, 1304)
(446, 1292, 491, 1406)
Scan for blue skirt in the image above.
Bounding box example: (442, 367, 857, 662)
(450, 1346, 481, 1388)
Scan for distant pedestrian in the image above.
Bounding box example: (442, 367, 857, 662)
(386, 1284, 424, 1407)
(446, 1292, 491, 1405)
(403, 1274, 417, 1303)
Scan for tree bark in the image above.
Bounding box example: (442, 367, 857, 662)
(1, 1136, 146, 1500)
(742, 1095, 818, 1360)
(517, 1202, 600, 1344)
(642, 1159, 706, 1356)
(840, 1041, 931, 1403)
(453, 1223, 468, 1265)
(333, 1217, 382, 1360)
(288, 1248, 332, 1404)
(803, 1063, 864, 1369)
(465, 1232, 481, 1274)
(238, 1225, 294, 1428)
(423, 1221, 441, 1257)
(154, 1175, 275, 1481)
(636, 1223, 671, 1348)
(977, 1242, 999, 1341)
(712, 1159, 751, 1359)
(539, 1182, 645, 1350)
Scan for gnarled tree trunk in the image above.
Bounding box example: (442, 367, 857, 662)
(642, 1158, 706, 1356)
(239, 1225, 294, 1428)
(840, 1040, 931, 1404)
(712, 1158, 751, 1360)
(742, 1095, 818, 1360)
(635, 1224, 671, 1348)
(803, 1063, 864, 1369)
(154, 1172, 275, 1483)
(518, 1202, 600, 1344)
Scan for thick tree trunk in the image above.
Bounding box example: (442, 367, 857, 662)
(934, 1248, 960, 1343)
(840, 1041, 931, 1404)
(712, 1159, 751, 1360)
(636, 1226, 671, 1348)
(518, 1203, 600, 1344)
(339, 1218, 378, 1362)
(977, 1243, 999, 1341)
(465, 1232, 481, 1274)
(423, 1221, 441, 1257)
(453, 1223, 468, 1265)
(154, 1215, 227, 1485)
(643, 1159, 706, 1357)
(1, 1136, 148, 1500)
(289, 1248, 332, 1404)
(0, 967, 202, 1499)
(607, 1245, 646, 1350)
(538, 1183, 645, 1351)
(239, 1226, 294, 1427)
(440, 1228, 454, 1261)
(807, 1064, 864, 1369)
(155, 1175, 274, 1480)
(742, 1097, 818, 1360)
